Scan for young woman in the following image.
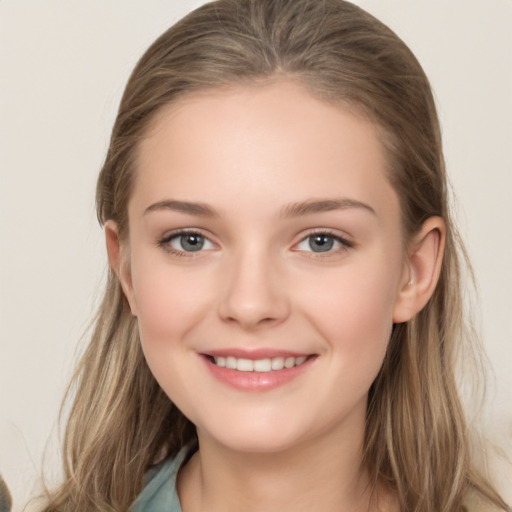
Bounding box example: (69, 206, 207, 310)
(39, 0, 510, 511)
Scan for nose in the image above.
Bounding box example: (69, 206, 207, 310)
(217, 247, 290, 330)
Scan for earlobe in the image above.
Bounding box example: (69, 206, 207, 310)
(104, 220, 137, 316)
(392, 216, 445, 323)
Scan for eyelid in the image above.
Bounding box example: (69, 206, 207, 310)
(156, 227, 354, 257)
(292, 229, 354, 255)
(157, 228, 217, 256)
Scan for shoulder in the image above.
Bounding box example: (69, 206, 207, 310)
(468, 505, 512, 512)
(463, 494, 512, 512)
(130, 448, 190, 512)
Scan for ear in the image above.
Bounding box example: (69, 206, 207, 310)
(104, 220, 138, 316)
(393, 216, 445, 323)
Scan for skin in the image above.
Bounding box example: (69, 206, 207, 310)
(106, 81, 444, 511)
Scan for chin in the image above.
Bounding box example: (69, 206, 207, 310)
(194, 409, 342, 457)
(208, 431, 306, 455)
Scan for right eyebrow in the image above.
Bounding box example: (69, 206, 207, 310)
(144, 199, 220, 217)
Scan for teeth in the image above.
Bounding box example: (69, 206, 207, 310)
(284, 356, 295, 368)
(212, 355, 308, 372)
(236, 358, 254, 372)
(271, 357, 285, 370)
(254, 359, 272, 372)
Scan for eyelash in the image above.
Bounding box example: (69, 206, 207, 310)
(296, 229, 353, 259)
(157, 229, 213, 257)
(157, 229, 353, 258)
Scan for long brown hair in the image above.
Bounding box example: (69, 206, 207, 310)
(40, 1, 509, 510)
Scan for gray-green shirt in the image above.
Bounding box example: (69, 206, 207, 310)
(131, 449, 189, 512)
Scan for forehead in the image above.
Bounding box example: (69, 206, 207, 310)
(132, 81, 399, 222)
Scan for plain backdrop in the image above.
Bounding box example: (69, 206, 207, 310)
(1, 1, 511, 510)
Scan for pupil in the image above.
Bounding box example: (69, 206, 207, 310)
(181, 234, 204, 251)
(310, 235, 333, 252)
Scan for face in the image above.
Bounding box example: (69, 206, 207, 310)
(114, 81, 412, 454)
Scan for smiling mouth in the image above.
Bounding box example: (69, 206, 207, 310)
(205, 355, 311, 373)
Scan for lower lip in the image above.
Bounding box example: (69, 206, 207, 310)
(202, 355, 316, 392)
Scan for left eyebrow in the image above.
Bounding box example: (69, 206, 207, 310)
(280, 198, 376, 218)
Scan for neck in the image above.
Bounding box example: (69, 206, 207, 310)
(178, 415, 379, 512)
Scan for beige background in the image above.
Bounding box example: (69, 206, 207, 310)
(1, 1, 511, 510)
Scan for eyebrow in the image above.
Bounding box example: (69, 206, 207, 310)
(144, 197, 376, 218)
(280, 198, 376, 218)
(144, 200, 220, 217)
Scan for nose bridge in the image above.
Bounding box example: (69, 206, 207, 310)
(218, 240, 290, 329)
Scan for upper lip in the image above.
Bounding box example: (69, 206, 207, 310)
(201, 348, 313, 359)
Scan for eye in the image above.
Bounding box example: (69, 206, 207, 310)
(158, 230, 215, 255)
(295, 231, 352, 254)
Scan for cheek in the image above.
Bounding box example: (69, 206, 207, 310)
(302, 259, 399, 366)
(129, 253, 211, 344)
(129, 257, 211, 406)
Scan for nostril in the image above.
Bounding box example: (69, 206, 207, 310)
(258, 316, 277, 324)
